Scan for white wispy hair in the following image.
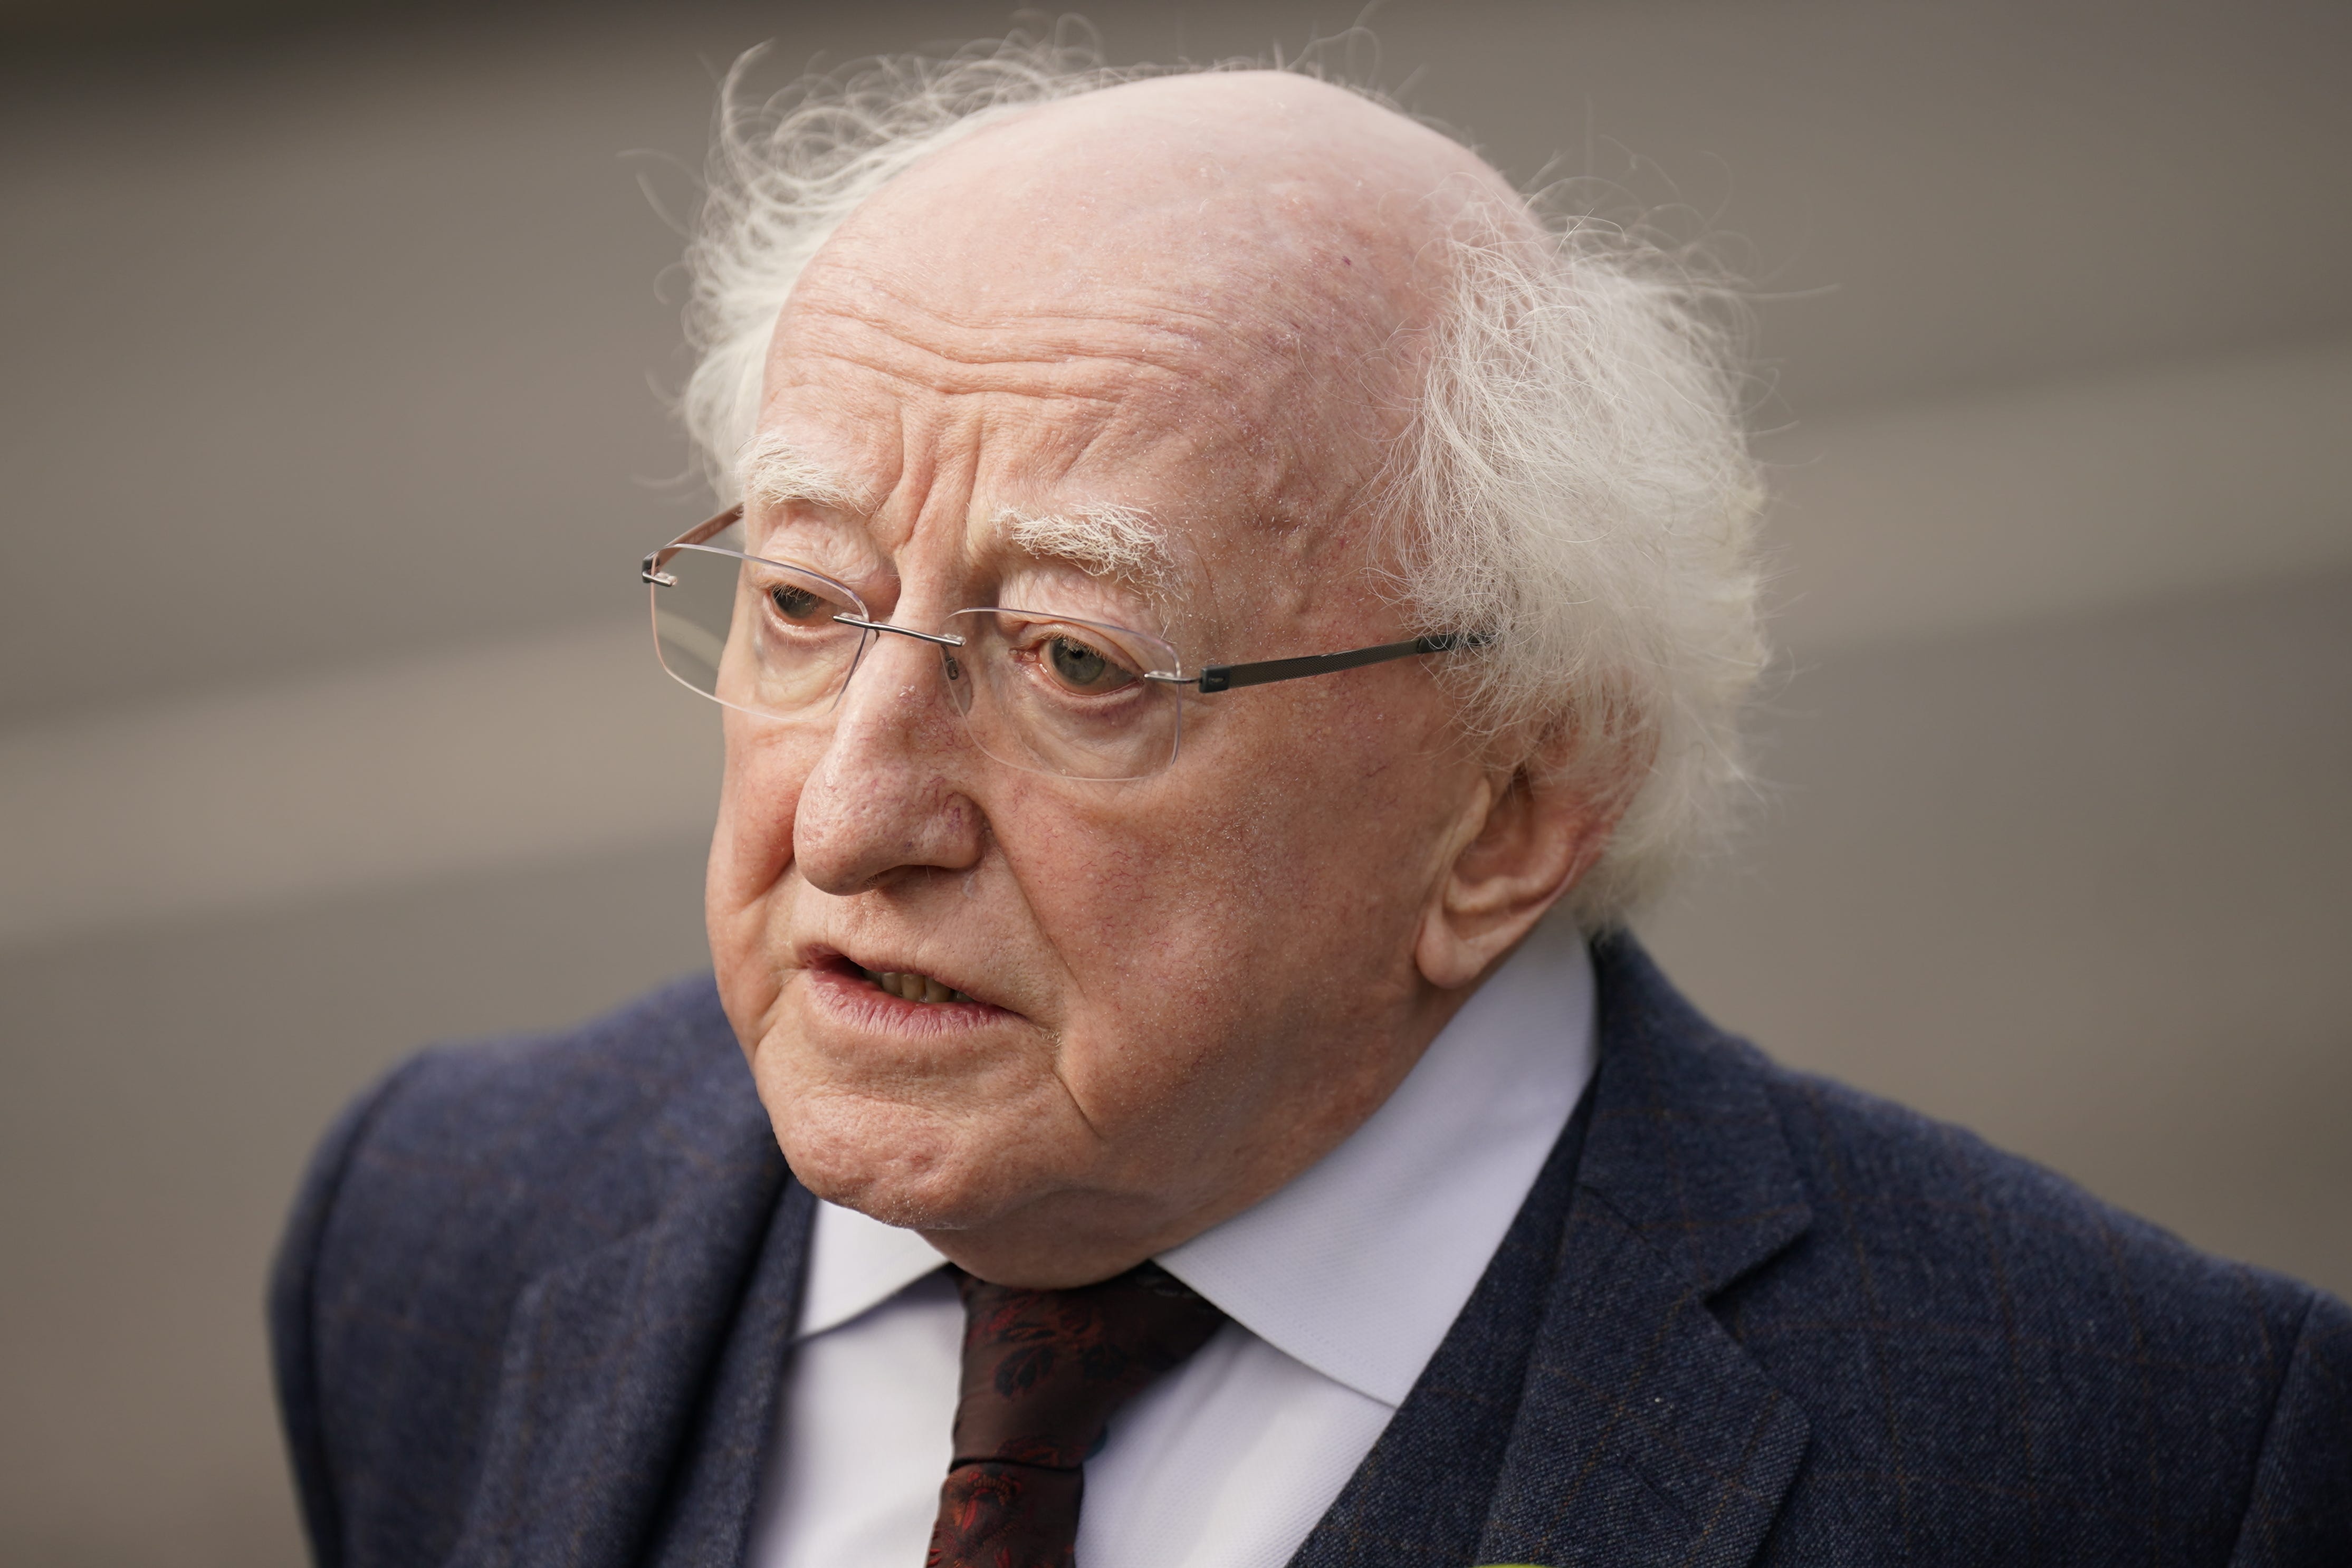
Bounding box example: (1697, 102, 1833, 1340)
(683, 36, 1144, 503)
(1387, 205, 1766, 924)
(679, 35, 1765, 926)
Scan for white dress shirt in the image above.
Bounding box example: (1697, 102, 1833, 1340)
(753, 916, 1597, 1568)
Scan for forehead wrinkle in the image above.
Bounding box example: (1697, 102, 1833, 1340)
(786, 313, 1229, 413)
(781, 261, 1271, 393)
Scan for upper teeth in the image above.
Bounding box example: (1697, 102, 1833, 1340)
(862, 967, 969, 1005)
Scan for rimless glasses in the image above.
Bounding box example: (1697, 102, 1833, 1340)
(644, 505, 1491, 782)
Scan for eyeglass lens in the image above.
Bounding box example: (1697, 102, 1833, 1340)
(649, 539, 1184, 781)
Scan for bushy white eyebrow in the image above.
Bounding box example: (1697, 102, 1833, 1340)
(996, 502, 1176, 592)
(738, 431, 867, 513)
(737, 434, 1174, 592)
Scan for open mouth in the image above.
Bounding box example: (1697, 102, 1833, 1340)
(855, 964, 973, 1006)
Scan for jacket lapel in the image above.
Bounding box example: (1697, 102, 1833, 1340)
(1286, 1092, 1594, 1568)
(643, 1177, 816, 1566)
(1470, 935, 1813, 1567)
(447, 1003, 804, 1568)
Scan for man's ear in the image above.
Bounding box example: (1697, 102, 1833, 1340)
(1413, 752, 1628, 990)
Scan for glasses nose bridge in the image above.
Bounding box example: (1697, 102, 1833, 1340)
(836, 613, 965, 654)
(832, 614, 969, 697)
(824, 614, 972, 752)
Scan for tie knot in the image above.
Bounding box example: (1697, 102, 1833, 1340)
(949, 1261, 1227, 1470)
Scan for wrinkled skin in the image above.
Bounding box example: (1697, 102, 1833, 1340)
(709, 72, 1621, 1287)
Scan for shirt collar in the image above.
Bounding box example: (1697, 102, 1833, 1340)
(798, 1197, 949, 1339)
(796, 917, 1597, 1408)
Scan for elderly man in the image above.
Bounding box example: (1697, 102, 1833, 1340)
(271, 45, 2348, 1568)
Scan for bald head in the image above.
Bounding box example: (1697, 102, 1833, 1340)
(830, 72, 1509, 335)
(769, 73, 1521, 529)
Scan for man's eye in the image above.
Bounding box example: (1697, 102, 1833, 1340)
(768, 583, 827, 624)
(1044, 635, 1134, 694)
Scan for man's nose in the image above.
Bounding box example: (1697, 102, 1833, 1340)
(791, 626, 986, 895)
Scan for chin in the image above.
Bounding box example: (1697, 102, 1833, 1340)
(797, 1170, 971, 1231)
(767, 1090, 1033, 1233)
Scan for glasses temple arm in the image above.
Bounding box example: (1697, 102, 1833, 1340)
(642, 503, 748, 584)
(1190, 631, 1491, 694)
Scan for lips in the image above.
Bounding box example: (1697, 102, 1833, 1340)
(857, 964, 973, 1005)
(801, 946, 990, 1008)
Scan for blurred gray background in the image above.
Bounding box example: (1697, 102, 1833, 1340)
(4, 1, 2349, 1562)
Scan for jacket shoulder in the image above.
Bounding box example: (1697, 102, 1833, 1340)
(269, 974, 745, 1567)
(1753, 1054, 2319, 1340)
(333, 972, 739, 1228)
(280, 969, 743, 1349)
(1735, 1050, 2345, 1563)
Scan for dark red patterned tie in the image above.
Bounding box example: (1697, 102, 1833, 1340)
(927, 1261, 1227, 1568)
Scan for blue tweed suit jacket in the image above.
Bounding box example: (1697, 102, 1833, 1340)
(271, 937, 2350, 1566)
